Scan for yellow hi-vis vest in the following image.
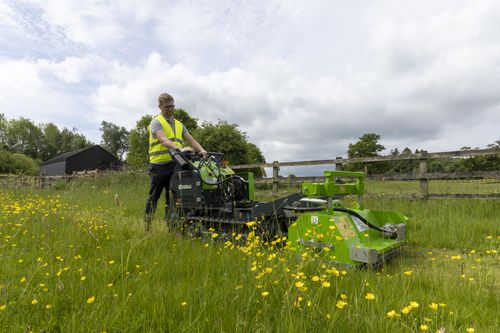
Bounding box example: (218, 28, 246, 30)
(148, 115, 184, 163)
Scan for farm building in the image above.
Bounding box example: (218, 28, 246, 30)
(39, 145, 120, 176)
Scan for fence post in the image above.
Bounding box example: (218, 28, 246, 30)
(335, 157, 343, 171)
(272, 161, 280, 196)
(419, 153, 429, 198)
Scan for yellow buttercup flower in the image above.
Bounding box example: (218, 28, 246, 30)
(31, 299, 38, 305)
(295, 281, 304, 288)
(386, 310, 397, 318)
(428, 302, 438, 310)
(86, 296, 95, 304)
(365, 293, 375, 301)
(410, 301, 419, 308)
(336, 300, 347, 309)
(261, 291, 270, 297)
(401, 306, 412, 315)
(403, 271, 413, 276)
(321, 281, 330, 288)
(246, 221, 256, 227)
(419, 324, 428, 331)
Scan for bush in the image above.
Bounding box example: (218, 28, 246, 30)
(0, 149, 39, 175)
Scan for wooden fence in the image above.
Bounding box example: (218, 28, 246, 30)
(1, 148, 499, 198)
(231, 148, 500, 198)
(0, 169, 101, 189)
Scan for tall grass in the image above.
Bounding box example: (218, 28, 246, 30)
(0, 174, 498, 332)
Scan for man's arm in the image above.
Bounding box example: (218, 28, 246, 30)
(156, 130, 182, 150)
(183, 132, 207, 155)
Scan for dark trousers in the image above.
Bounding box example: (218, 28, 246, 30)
(144, 162, 176, 223)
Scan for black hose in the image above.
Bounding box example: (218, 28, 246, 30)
(333, 207, 386, 233)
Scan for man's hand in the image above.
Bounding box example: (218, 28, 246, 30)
(199, 149, 208, 157)
(180, 147, 194, 153)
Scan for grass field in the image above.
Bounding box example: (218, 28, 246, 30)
(0, 173, 498, 332)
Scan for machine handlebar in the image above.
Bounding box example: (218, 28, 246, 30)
(168, 149, 192, 170)
(169, 149, 226, 170)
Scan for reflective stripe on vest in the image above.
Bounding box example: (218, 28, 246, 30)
(148, 115, 184, 163)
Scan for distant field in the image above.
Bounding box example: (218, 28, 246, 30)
(366, 179, 500, 195)
(0, 174, 498, 332)
(255, 178, 500, 199)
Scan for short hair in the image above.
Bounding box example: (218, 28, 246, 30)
(158, 93, 174, 104)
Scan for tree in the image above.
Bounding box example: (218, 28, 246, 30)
(39, 123, 61, 161)
(194, 120, 265, 165)
(127, 115, 153, 169)
(0, 113, 7, 150)
(346, 133, 386, 174)
(0, 115, 93, 161)
(6, 117, 43, 159)
(347, 133, 385, 158)
(245, 142, 266, 164)
(60, 128, 93, 154)
(399, 147, 417, 173)
(388, 147, 418, 173)
(460, 140, 500, 171)
(100, 121, 129, 161)
(174, 108, 198, 132)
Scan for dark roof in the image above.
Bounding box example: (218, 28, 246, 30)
(40, 145, 115, 166)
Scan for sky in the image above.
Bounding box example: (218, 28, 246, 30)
(1, 0, 499, 164)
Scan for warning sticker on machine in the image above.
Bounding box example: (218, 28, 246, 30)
(311, 216, 319, 225)
(352, 216, 368, 232)
(335, 216, 356, 238)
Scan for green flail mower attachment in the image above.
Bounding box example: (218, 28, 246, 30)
(287, 171, 408, 268)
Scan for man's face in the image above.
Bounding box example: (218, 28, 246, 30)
(159, 100, 175, 117)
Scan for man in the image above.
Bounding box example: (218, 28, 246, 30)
(144, 93, 207, 232)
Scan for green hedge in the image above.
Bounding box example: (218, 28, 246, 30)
(0, 149, 39, 175)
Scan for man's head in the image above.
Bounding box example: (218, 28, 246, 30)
(158, 93, 175, 118)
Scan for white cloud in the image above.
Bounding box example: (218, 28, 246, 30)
(36, 56, 99, 83)
(0, 1, 21, 30)
(0, 56, 102, 131)
(21, 0, 124, 47)
(2, 0, 500, 163)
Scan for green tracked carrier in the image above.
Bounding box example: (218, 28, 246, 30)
(168, 150, 407, 267)
(287, 171, 407, 267)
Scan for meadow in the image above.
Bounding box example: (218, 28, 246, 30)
(0, 173, 498, 332)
